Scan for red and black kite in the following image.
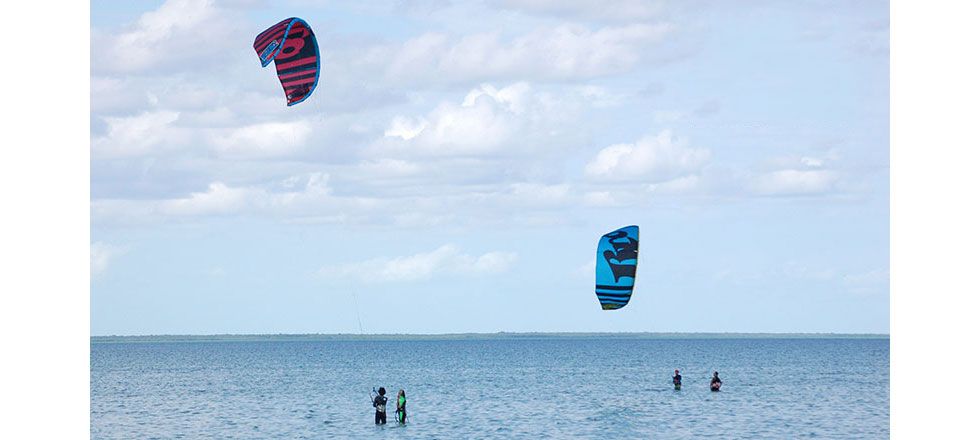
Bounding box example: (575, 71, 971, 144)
(253, 18, 320, 106)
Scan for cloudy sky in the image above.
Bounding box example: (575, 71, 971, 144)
(90, 0, 889, 335)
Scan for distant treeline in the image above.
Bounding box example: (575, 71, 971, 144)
(91, 332, 889, 344)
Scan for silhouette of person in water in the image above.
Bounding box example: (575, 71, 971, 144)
(373, 387, 387, 424)
(673, 369, 683, 389)
(710, 372, 722, 391)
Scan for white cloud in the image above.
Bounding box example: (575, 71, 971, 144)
(209, 121, 314, 158)
(356, 159, 424, 178)
(748, 169, 840, 196)
(461, 82, 532, 112)
(493, 0, 665, 22)
(93, 172, 335, 222)
(91, 77, 147, 114)
(384, 116, 427, 140)
(642, 154, 853, 198)
(91, 75, 241, 120)
(91, 0, 246, 74)
(585, 130, 710, 182)
(377, 23, 673, 83)
(391, 84, 520, 154)
(317, 244, 518, 282)
(92, 111, 184, 158)
(377, 83, 577, 158)
(91, 242, 125, 277)
(159, 182, 254, 216)
(648, 174, 703, 195)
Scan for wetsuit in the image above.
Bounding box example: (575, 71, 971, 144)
(374, 395, 387, 424)
(673, 374, 682, 388)
(710, 376, 722, 391)
(396, 395, 407, 424)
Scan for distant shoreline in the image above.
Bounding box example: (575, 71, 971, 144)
(91, 332, 889, 343)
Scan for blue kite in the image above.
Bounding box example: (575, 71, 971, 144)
(594, 225, 639, 310)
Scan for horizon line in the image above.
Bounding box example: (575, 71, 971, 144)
(91, 331, 890, 341)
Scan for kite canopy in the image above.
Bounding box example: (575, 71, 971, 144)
(594, 225, 639, 310)
(253, 17, 320, 106)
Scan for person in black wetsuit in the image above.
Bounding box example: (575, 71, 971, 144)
(373, 387, 388, 424)
(710, 372, 722, 391)
(673, 369, 682, 389)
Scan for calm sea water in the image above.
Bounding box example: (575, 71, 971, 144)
(91, 336, 889, 439)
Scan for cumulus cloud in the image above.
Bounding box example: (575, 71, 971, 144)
(748, 169, 840, 196)
(384, 116, 428, 140)
(88, 1, 873, 232)
(355, 159, 425, 179)
(91, 111, 185, 158)
(93, 172, 336, 222)
(647, 174, 704, 195)
(91, 77, 148, 114)
(159, 182, 254, 216)
(376, 83, 579, 158)
(373, 23, 672, 83)
(93, 111, 318, 160)
(746, 154, 844, 196)
(92, 111, 319, 160)
(585, 130, 710, 182)
(643, 152, 853, 198)
(492, 0, 665, 22)
(209, 121, 314, 158)
(379, 83, 528, 155)
(317, 244, 518, 282)
(91, 0, 247, 74)
(92, 170, 603, 228)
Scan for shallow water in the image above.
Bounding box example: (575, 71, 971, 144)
(91, 337, 888, 439)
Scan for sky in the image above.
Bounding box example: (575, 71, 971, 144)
(90, 0, 889, 335)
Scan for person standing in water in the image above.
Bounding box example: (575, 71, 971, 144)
(710, 372, 723, 391)
(673, 369, 683, 390)
(373, 387, 388, 424)
(395, 389, 407, 424)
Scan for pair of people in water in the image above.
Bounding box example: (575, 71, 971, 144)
(671, 369, 723, 391)
(372, 387, 407, 425)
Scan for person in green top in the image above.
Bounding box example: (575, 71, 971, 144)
(395, 389, 407, 424)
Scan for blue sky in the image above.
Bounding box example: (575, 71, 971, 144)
(90, 0, 889, 335)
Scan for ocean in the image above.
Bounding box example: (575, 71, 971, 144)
(91, 335, 889, 439)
